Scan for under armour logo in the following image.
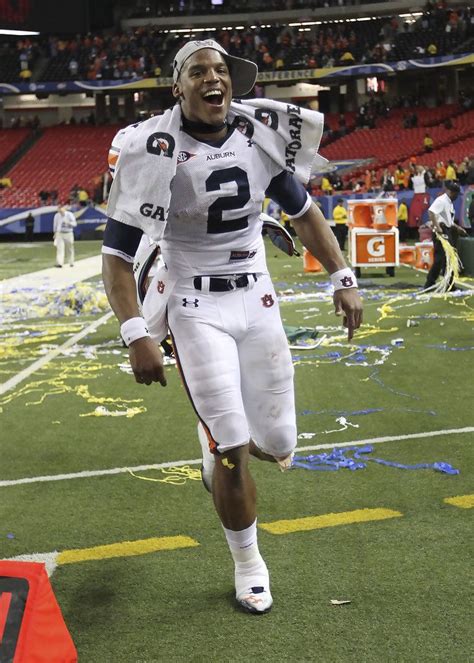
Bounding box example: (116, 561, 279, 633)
(157, 280, 165, 294)
(261, 294, 274, 308)
(183, 298, 199, 307)
(340, 276, 354, 288)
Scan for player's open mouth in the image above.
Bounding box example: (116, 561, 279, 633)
(202, 90, 224, 106)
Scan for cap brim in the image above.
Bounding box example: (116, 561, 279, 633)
(223, 54, 257, 97)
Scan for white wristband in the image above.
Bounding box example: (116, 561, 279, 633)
(120, 317, 150, 346)
(330, 268, 358, 291)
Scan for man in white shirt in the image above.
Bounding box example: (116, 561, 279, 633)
(412, 166, 426, 194)
(53, 206, 77, 267)
(424, 181, 467, 289)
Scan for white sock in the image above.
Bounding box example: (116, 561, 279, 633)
(222, 520, 271, 609)
(222, 520, 260, 564)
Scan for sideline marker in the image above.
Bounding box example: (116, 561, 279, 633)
(0, 561, 77, 662)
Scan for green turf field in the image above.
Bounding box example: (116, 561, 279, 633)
(1, 240, 473, 662)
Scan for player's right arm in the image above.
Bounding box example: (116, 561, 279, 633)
(102, 219, 166, 387)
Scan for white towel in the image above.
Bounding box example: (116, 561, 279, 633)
(107, 99, 327, 242)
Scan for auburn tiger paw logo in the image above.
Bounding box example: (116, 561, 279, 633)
(340, 276, 354, 288)
(157, 280, 165, 294)
(261, 294, 274, 308)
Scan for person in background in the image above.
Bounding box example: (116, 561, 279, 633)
(53, 206, 77, 267)
(78, 188, 89, 207)
(444, 160, 457, 183)
(423, 132, 434, 152)
(412, 165, 426, 194)
(424, 181, 467, 290)
(321, 174, 333, 194)
(332, 198, 348, 251)
(24, 213, 35, 242)
(395, 164, 406, 190)
(380, 168, 395, 192)
(397, 199, 409, 242)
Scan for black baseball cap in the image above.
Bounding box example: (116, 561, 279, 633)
(445, 181, 461, 194)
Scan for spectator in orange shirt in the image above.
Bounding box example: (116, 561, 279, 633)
(364, 169, 372, 192)
(395, 164, 406, 190)
(435, 161, 446, 180)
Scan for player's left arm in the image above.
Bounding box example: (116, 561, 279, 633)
(291, 201, 363, 340)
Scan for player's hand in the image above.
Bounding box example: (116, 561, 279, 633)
(129, 336, 167, 387)
(334, 289, 363, 341)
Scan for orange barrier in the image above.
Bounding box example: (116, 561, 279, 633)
(399, 244, 416, 265)
(303, 248, 322, 272)
(415, 242, 434, 269)
(0, 561, 77, 662)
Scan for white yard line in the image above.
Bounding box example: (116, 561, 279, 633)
(0, 254, 102, 292)
(1, 426, 472, 488)
(0, 310, 114, 395)
(1, 252, 112, 394)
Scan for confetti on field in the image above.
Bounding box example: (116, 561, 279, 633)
(331, 599, 351, 606)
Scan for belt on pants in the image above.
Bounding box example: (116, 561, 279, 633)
(193, 274, 258, 292)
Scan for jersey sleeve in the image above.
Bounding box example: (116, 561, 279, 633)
(265, 170, 311, 218)
(102, 217, 143, 263)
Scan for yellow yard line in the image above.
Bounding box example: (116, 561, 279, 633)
(444, 494, 474, 509)
(259, 508, 402, 535)
(57, 535, 199, 565)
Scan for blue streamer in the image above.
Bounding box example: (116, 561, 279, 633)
(292, 445, 459, 475)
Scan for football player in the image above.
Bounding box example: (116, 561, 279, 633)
(102, 40, 362, 614)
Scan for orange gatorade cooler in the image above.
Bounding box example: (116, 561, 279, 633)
(303, 248, 322, 272)
(399, 244, 416, 265)
(348, 198, 397, 229)
(415, 242, 434, 269)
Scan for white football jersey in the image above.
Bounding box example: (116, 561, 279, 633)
(160, 128, 282, 278)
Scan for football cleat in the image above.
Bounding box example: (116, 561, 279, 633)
(276, 451, 294, 472)
(197, 421, 215, 493)
(235, 559, 273, 615)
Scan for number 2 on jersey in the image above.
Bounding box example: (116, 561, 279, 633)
(206, 166, 250, 234)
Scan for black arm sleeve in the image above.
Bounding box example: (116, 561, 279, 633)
(265, 170, 309, 216)
(102, 218, 143, 259)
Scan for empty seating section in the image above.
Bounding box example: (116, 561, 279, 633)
(0, 129, 31, 167)
(376, 105, 461, 128)
(321, 106, 474, 179)
(0, 126, 120, 208)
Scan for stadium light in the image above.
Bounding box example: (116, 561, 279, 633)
(0, 29, 40, 35)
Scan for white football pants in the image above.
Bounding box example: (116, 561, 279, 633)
(167, 273, 297, 457)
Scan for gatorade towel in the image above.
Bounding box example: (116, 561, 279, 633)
(0, 561, 77, 663)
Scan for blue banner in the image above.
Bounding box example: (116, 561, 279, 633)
(1, 53, 473, 95)
(0, 205, 107, 236)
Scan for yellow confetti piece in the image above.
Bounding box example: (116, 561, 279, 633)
(127, 466, 202, 485)
(222, 458, 235, 469)
(80, 405, 146, 418)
